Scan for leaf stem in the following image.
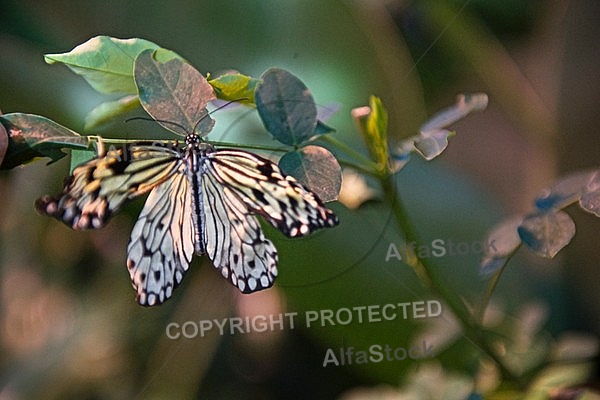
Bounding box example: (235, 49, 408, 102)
(337, 159, 381, 178)
(476, 246, 521, 323)
(321, 135, 385, 177)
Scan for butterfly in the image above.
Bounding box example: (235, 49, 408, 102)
(36, 133, 338, 306)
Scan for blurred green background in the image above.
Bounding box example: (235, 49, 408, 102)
(1, 0, 599, 399)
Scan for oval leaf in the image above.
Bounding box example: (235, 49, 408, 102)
(208, 72, 259, 104)
(279, 145, 341, 202)
(518, 211, 576, 258)
(84, 94, 140, 130)
(255, 68, 317, 146)
(45, 36, 172, 94)
(0, 113, 90, 169)
(134, 50, 216, 136)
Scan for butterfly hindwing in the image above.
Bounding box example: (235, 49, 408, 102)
(127, 170, 195, 306)
(201, 169, 278, 293)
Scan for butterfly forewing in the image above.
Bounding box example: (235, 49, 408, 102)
(206, 149, 338, 237)
(36, 142, 181, 230)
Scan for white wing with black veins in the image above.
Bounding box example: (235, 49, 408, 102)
(127, 170, 195, 306)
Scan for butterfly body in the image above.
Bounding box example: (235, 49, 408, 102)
(37, 133, 338, 306)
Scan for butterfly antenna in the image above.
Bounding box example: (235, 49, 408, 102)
(127, 98, 248, 134)
(191, 98, 249, 134)
(126, 116, 188, 133)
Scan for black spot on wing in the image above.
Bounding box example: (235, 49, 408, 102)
(251, 187, 268, 205)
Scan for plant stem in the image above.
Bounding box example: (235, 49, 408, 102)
(476, 249, 519, 324)
(380, 175, 468, 322)
(381, 173, 518, 381)
(205, 140, 288, 153)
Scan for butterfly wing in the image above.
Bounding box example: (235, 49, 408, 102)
(206, 149, 339, 238)
(201, 169, 278, 293)
(37, 139, 338, 303)
(36, 142, 181, 230)
(126, 169, 196, 306)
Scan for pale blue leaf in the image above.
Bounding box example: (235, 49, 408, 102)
(420, 93, 488, 132)
(579, 171, 600, 217)
(518, 211, 576, 258)
(535, 169, 599, 211)
(483, 215, 523, 258)
(413, 129, 454, 161)
(480, 256, 509, 277)
(316, 102, 340, 122)
(580, 191, 600, 217)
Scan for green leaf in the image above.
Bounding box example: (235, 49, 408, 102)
(0, 113, 90, 169)
(314, 120, 336, 135)
(208, 72, 259, 104)
(134, 49, 216, 136)
(255, 68, 318, 146)
(84, 94, 141, 130)
(518, 211, 575, 258)
(279, 145, 341, 202)
(45, 36, 181, 94)
(352, 95, 389, 171)
(69, 148, 98, 173)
